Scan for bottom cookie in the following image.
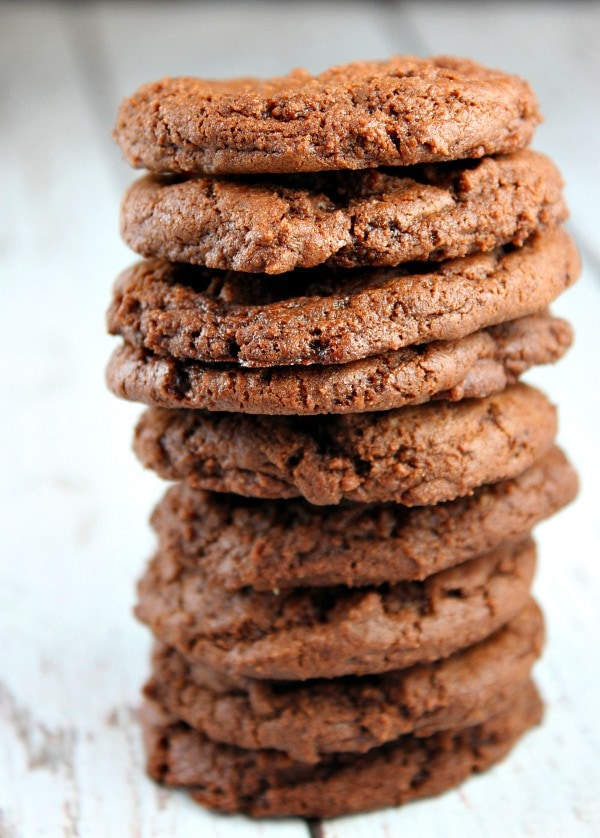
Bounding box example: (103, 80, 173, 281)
(142, 679, 542, 819)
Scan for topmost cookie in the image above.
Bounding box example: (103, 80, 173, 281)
(114, 56, 541, 175)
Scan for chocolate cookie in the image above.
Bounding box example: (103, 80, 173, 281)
(149, 447, 576, 590)
(107, 227, 579, 367)
(107, 312, 572, 414)
(133, 383, 557, 506)
(135, 537, 536, 681)
(144, 600, 543, 763)
(120, 151, 566, 273)
(114, 56, 540, 175)
(142, 679, 543, 818)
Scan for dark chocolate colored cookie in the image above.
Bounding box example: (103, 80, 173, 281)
(136, 538, 536, 681)
(115, 56, 540, 175)
(120, 151, 565, 273)
(133, 384, 557, 506)
(107, 312, 572, 414)
(142, 679, 543, 817)
(107, 227, 579, 367)
(144, 600, 543, 763)
(149, 447, 576, 590)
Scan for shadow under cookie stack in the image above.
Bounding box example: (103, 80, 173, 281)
(107, 57, 579, 819)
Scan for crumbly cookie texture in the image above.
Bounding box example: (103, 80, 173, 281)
(107, 227, 579, 367)
(135, 538, 536, 681)
(133, 383, 557, 506)
(141, 680, 543, 818)
(120, 151, 566, 273)
(114, 56, 541, 175)
(107, 312, 572, 414)
(149, 446, 576, 590)
(144, 600, 543, 763)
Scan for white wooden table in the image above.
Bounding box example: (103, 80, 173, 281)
(1, 2, 599, 835)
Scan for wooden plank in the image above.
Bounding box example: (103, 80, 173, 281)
(0, 3, 155, 836)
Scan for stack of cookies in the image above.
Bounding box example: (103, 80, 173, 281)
(108, 57, 579, 818)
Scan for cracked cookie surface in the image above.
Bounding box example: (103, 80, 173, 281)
(114, 56, 540, 175)
(144, 600, 543, 762)
(120, 151, 565, 273)
(149, 447, 576, 590)
(107, 227, 579, 367)
(107, 312, 572, 414)
(136, 537, 536, 680)
(133, 383, 557, 506)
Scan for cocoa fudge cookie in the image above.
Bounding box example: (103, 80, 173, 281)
(135, 537, 536, 681)
(142, 679, 543, 818)
(144, 600, 544, 763)
(120, 151, 566, 273)
(133, 383, 557, 506)
(114, 56, 541, 175)
(107, 226, 579, 367)
(107, 312, 572, 415)
(149, 447, 576, 590)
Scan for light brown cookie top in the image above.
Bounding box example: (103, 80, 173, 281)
(144, 600, 544, 763)
(149, 447, 576, 591)
(120, 151, 566, 273)
(142, 679, 543, 818)
(107, 227, 579, 368)
(114, 56, 541, 175)
(136, 537, 536, 681)
(107, 312, 572, 415)
(133, 383, 557, 506)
